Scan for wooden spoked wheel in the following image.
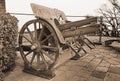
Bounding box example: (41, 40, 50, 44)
(19, 19, 59, 71)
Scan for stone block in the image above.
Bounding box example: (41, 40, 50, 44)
(104, 72, 120, 81)
(108, 65, 120, 75)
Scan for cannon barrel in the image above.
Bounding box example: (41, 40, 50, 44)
(58, 17, 97, 31)
(62, 23, 100, 38)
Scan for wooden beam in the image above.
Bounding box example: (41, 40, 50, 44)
(58, 17, 97, 31)
(62, 24, 100, 38)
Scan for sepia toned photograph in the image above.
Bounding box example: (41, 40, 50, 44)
(0, 0, 120, 81)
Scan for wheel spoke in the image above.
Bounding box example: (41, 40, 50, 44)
(38, 24, 44, 40)
(20, 46, 29, 64)
(39, 22, 41, 29)
(41, 34, 52, 44)
(25, 49, 35, 56)
(21, 34, 33, 44)
(34, 22, 38, 40)
(30, 53, 36, 64)
(40, 52, 49, 70)
(20, 45, 31, 51)
(41, 45, 58, 51)
(41, 50, 54, 62)
(37, 53, 41, 69)
(26, 28, 34, 41)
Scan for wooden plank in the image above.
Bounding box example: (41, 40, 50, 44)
(62, 24, 100, 38)
(58, 17, 97, 31)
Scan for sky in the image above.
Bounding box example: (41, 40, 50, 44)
(6, 0, 108, 29)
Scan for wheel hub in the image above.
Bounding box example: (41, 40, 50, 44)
(31, 41, 41, 52)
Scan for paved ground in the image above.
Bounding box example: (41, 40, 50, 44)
(5, 36, 120, 81)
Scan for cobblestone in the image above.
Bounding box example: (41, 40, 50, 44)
(103, 58, 120, 65)
(83, 58, 102, 72)
(108, 64, 120, 75)
(98, 60, 110, 67)
(69, 65, 82, 72)
(104, 72, 120, 81)
(68, 76, 81, 81)
(92, 70, 106, 79)
(96, 66, 109, 72)
(52, 71, 76, 81)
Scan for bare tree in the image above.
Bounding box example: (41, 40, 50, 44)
(98, 0, 120, 37)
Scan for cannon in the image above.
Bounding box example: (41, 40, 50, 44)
(18, 3, 100, 79)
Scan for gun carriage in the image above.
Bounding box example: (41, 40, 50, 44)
(18, 3, 100, 79)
